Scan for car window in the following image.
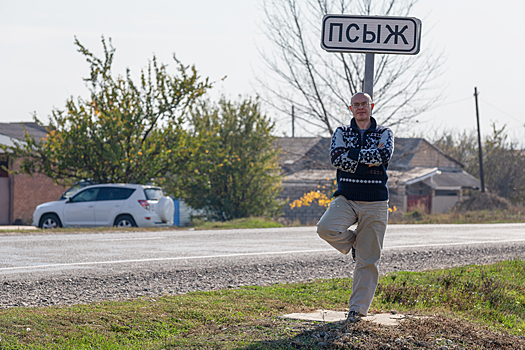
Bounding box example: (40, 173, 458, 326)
(70, 188, 100, 203)
(97, 187, 135, 201)
(144, 188, 163, 200)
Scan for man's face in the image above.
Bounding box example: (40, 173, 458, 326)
(350, 94, 374, 122)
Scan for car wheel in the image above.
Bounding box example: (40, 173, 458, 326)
(39, 214, 62, 229)
(114, 215, 136, 228)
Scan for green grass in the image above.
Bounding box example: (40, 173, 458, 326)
(0, 217, 284, 235)
(388, 207, 525, 225)
(375, 259, 525, 334)
(0, 226, 183, 235)
(1, 260, 524, 349)
(190, 217, 285, 230)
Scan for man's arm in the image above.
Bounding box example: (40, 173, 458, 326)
(358, 128, 394, 166)
(330, 127, 359, 173)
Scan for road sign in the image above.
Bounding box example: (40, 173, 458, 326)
(321, 15, 421, 55)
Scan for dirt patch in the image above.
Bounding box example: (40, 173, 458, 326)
(452, 192, 511, 212)
(285, 314, 525, 349)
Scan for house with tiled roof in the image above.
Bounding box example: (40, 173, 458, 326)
(277, 137, 480, 224)
(277, 137, 334, 225)
(388, 138, 480, 213)
(278, 137, 331, 174)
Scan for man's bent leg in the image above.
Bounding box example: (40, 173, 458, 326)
(316, 196, 358, 255)
(348, 201, 388, 316)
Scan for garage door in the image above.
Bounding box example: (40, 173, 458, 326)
(407, 194, 431, 214)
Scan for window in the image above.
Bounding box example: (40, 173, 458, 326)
(70, 188, 100, 203)
(435, 190, 458, 197)
(97, 187, 135, 201)
(0, 156, 8, 178)
(144, 188, 163, 200)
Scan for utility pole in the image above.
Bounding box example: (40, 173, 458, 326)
(291, 105, 295, 138)
(474, 87, 485, 193)
(523, 123, 525, 150)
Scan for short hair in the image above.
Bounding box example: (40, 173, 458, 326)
(351, 92, 372, 103)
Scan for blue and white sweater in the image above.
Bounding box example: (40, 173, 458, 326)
(330, 117, 394, 201)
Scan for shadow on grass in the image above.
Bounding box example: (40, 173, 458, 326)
(237, 321, 344, 350)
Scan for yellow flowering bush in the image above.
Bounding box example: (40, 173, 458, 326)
(290, 190, 333, 210)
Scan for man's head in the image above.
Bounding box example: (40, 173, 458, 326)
(349, 92, 374, 127)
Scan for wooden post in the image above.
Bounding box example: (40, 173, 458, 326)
(474, 87, 485, 192)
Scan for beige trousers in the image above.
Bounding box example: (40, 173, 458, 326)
(317, 196, 388, 316)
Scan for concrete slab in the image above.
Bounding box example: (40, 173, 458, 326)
(281, 310, 405, 326)
(282, 310, 346, 323)
(364, 313, 405, 326)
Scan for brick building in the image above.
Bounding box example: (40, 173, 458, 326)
(0, 123, 67, 225)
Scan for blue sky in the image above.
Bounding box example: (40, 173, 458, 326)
(1, 0, 524, 144)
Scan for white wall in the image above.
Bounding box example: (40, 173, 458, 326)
(432, 196, 459, 214)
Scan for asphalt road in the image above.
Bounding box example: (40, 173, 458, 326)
(1, 223, 525, 282)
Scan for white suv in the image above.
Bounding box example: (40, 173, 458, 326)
(33, 184, 175, 229)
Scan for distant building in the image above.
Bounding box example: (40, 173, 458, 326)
(0, 123, 67, 225)
(387, 138, 480, 214)
(277, 137, 333, 225)
(277, 137, 481, 225)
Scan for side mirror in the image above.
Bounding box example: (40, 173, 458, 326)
(65, 197, 72, 203)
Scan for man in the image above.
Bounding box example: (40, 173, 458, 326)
(317, 92, 394, 323)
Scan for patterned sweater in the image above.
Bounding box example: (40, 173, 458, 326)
(330, 117, 394, 201)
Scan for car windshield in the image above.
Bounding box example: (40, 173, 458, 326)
(144, 188, 163, 200)
(60, 184, 85, 200)
(59, 181, 97, 200)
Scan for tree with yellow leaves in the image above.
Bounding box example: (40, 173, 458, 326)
(4, 37, 210, 196)
(179, 97, 283, 221)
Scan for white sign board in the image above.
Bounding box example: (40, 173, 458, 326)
(321, 15, 421, 55)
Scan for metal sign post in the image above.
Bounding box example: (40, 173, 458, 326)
(363, 53, 375, 98)
(321, 15, 422, 99)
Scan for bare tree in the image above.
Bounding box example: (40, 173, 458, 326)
(432, 124, 525, 205)
(257, 0, 445, 136)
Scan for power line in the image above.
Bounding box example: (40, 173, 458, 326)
(439, 96, 472, 107)
(479, 98, 523, 124)
(425, 96, 471, 111)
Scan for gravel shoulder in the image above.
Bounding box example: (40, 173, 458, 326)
(2, 241, 524, 309)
